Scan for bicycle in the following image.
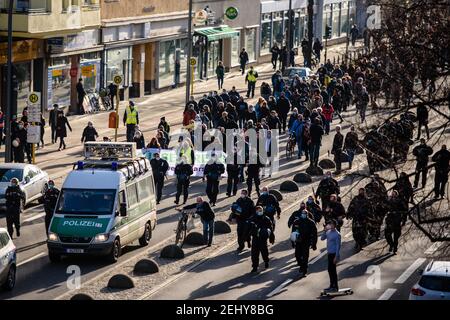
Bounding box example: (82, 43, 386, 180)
(286, 133, 297, 160)
(174, 207, 197, 247)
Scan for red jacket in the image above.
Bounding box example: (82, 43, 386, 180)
(322, 104, 334, 121)
(183, 110, 196, 126)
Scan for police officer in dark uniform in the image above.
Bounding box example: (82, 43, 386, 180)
(247, 206, 274, 273)
(332, 126, 344, 174)
(150, 153, 169, 205)
(365, 175, 388, 241)
(43, 180, 60, 236)
(289, 208, 317, 277)
(385, 191, 408, 254)
(431, 145, 450, 199)
(226, 151, 240, 197)
(204, 153, 225, 206)
(256, 186, 281, 230)
(229, 189, 256, 252)
(324, 194, 346, 232)
(316, 171, 340, 210)
(347, 188, 372, 250)
(174, 156, 194, 205)
(306, 195, 323, 223)
(5, 178, 25, 238)
(246, 160, 262, 198)
(393, 172, 413, 207)
(412, 138, 434, 189)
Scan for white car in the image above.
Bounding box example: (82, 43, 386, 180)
(409, 260, 450, 300)
(0, 164, 49, 210)
(0, 228, 16, 291)
(282, 67, 312, 85)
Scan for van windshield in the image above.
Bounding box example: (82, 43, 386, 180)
(56, 189, 116, 215)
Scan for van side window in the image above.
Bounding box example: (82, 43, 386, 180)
(0, 232, 8, 249)
(118, 190, 126, 206)
(147, 177, 155, 196)
(126, 184, 138, 207)
(138, 179, 151, 200)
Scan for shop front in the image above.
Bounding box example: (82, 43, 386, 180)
(0, 39, 45, 117)
(322, 0, 357, 40)
(194, 25, 239, 79)
(157, 38, 189, 89)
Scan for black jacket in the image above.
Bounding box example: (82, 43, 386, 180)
(347, 195, 372, 223)
(56, 116, 72, 138)
(232, 197, 256, 222)
(175, 163, 193, 181)
(317, 177, 340, 198)
(43, 188, 60, 213)
(332, 132, 344, 154)
(417, 105, 429, 122)
(412, 144, 433, 165)
(150, 158, 169, 179)
(184, 202, 215, 221)
(81, 126, 98, 142)
(5, 186, 25, 210)
(204, 163, 225, 180)
(432, 149, 450, 171)
(256, 193, 281, 217)
(344, 131, 359, 150)
(310, 123, 324, 144)
(290, 215, 318, 247)
(247, 214, 274, 242)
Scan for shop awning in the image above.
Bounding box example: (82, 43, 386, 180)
(194, 26, 239, 41)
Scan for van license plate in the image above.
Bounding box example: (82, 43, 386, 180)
(66, 249, 84, 254)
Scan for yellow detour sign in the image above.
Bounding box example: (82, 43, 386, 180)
(28, 92, 40, 104)
(190, 57, 197, 66)
(113, 75, 123, 85)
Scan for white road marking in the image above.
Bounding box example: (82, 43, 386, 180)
(309, 250, 328, 265)
(394, 258, 426, 284)
(266, 279, 294, 298)
(23, 212, 45, 223)
(17, 252, 46, 267)
(378, 288, 397, 300)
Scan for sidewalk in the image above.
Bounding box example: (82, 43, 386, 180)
(0, 41, 362, 183)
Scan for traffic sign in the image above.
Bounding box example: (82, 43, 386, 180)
(28, 92, 40, 104)
(225, 7, 239, 20)
(27, 125, 41, 144)
(113, 74, 123, 86)
(190, 58, 197, 66)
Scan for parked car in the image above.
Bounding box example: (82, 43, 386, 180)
(282, 67, 312, 85)
(0, 164, 49, 210)
(409, 260, 450, 300)
(0, 228, 16, 291)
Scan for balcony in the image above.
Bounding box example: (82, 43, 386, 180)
(0, 0, 51, 14)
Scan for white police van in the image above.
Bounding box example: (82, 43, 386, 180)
(47, 142, 157, 263)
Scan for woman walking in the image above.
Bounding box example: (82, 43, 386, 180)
(56, 111, 72, 151)
(216, 61, 225, 90)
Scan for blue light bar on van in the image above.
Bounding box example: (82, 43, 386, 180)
(77, 161, 84, 170)
(112, 162, 118, 171)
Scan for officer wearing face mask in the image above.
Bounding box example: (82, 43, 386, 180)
(347, 188, 372, 251)
(306, 196, 323, 223)
(43, 180, 60, 236)
(150, 153, 169, 205)
(174, 156, 194, 205)
(384, 190, 407, 254)
(5, 178, 25, 238)
(290, 208, 317, 277)
(256, 186, 281, 230)
(12, 121, 27, 163)
(203, 153, 225, 207)
(316, 171, 340, 210)
(324, 194, 346, 232)
(229, 189, 256, 252)
(246, 206, 274, 273)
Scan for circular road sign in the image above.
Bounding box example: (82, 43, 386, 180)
(190, 58, 197, 66)
(113, 75, 123, 85)
(28, 93, 39, 104)
(225, 7, 239, 20)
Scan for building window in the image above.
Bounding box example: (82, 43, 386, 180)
(332, 3, 341, 38)
(341, 2, 349, 36)
(231, 31, 241, 66)
(48, 57, 71, 109)
(245, 28, 257, 62)
(105, 47, 132, 86)
(273, 12, 284, 46)
(158, 39, 188, 88)
(15, 62, 32, 115)
(80, 52, 101, 93)
(322, 5, 332, 39)
(349, 0, 357, 30)
(260, 13, 272, 55)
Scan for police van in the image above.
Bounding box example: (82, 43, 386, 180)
(47, 142, 157, 263)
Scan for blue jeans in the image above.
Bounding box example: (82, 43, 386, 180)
(310, 142, 321, 166)
(347, 149, 356, 165)
(324, 120, 331, 134)
(296, 137, 303, 158)
(202, 219, 214, 245)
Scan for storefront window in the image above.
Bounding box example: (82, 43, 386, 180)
(207, 40, 221, 78)
(105, 47, 132, 87)
(245, 28, 257, 62)
(231, 31, 241, 66)
(158, 40, 177, 88)
(323, 5, 332, 39)
(273, 12, 284, 46)
(15, 62, 31, 116)
(261, 13, 272, 55)
(179, 38, 189, 84)
(332, 3, 341, 38)
(349, 1, 357, 30)
(341, 2, 349, 36)
(48, 57, 71, 109)
(80, 52, 101, 93)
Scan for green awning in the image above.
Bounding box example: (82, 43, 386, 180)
(194, 26, 239, 41)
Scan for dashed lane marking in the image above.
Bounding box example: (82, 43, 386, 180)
(394, 258, 426, 284)
(378, 288, 397, 300)
(266, 279, 294, 298)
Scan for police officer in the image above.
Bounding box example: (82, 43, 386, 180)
(204, 153, 225, 206)
(365, 175, 388, 241)
(431, 145, 450, 199)
(393, 172, 413, 207)
(5, 178, 25, 238)
(246, 161, 262, 198)
(174, 156, 193, 205)
(347, 188, 372, 250)
(306, 195, 323, 223)
(247, 206, 274, 273)
(226, 156, 240, 197)
(412, 138, 433, 189)
(150, 153, 169, 205)
(332, 125, 344, 174)
(324, 194, 346, 232)
(289, 208, 317, 277)
(256, 187, 281, 230)
(316, 171, 340, 210)
(43, 180, 60, 236)
(385, 191, 407, 254)
(123, 101, 139, 142)
(229, 189, 255, 252)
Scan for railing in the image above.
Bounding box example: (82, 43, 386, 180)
(0, 7, 49, 14)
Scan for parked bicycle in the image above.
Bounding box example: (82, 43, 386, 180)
(286, 133, 297, 160)
(174, 207, 197, 247)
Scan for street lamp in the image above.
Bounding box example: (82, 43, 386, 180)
(4, 0, 14, 163)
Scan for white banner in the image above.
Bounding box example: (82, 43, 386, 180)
(142, 148, 227, 177)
